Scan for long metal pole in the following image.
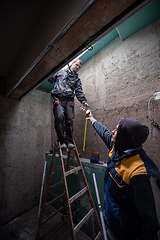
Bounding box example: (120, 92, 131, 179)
(92, 173, 108, 240)
(38, 161, 47, 217)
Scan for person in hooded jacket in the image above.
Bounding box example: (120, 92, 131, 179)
(48, 59, 89, 149)
(87, 111, 160, 240)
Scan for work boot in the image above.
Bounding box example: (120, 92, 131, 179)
(61, 143, 67, 149)
(67, 143, 75, 149)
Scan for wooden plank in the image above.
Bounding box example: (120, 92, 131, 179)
(49, 180, 63, 190)
(45, 193, 64, 208)
(65, 166, 81, 176)
(74, 208, 94, 234)
(50, 162, 67, 172)
(69, 187, 87, 204)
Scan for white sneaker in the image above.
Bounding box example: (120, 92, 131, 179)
(61, 143, 67, 149)
(67, 143, 75, 149)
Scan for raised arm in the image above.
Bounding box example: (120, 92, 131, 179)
(87, 111, 113, 150)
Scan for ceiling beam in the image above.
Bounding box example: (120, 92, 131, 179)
(6, 0, 153, 100)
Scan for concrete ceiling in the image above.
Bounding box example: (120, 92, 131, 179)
(0, 0, 155, 100)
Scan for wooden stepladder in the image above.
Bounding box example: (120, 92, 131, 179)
(36, 140, 104, 240)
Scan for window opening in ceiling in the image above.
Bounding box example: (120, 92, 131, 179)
(38, 0, 160, 93)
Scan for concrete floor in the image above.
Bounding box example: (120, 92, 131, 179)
(0, 206, 93, 240)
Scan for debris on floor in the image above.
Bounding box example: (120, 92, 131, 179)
(0, 206, 92, 240)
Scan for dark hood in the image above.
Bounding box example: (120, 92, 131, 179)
(115, 118, 149, 152)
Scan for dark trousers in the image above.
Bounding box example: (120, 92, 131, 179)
(53, 98, 74, 144)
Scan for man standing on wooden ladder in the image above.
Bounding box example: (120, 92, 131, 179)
(48, 59, 89, 149)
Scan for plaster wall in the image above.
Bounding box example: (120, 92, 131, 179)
(73, 18, 160, 169)
(0, 87, 52, 224)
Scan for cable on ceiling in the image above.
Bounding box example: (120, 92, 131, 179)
(85, 35, 98, 51)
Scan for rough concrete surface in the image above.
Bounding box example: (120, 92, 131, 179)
(0, 206, 92, 240)
(0, 90, 53, 224)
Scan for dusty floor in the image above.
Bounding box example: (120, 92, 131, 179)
(0, 206, 93, 240)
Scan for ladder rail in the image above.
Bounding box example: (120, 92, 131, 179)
(36, 149, 57, 240)
(58, 145, 76, 240)
(73, 140, 104, 240)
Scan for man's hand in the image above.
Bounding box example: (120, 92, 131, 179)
(54, 98, 59, 105)
(87, 110, 95, 122)
(80, 102, 90, 112)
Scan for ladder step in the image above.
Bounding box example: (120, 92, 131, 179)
(45, 193, 64, 208)
(65, 166, 81, 176)
(94, 231, 102, 240)
(49, 180, 63, 190)
(42, 206, 63, 225)
(69, 187, 87, 204)
(53, 163, 67, 172)
(74, 208, 94, 234)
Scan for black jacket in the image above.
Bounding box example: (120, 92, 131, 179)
(48, 69, 87, 104)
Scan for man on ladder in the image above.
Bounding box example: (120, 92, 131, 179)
(48, 59, 89, 149)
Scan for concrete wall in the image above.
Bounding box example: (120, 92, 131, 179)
(73, 18, 160, 169)
(0, 84, 52, 224)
